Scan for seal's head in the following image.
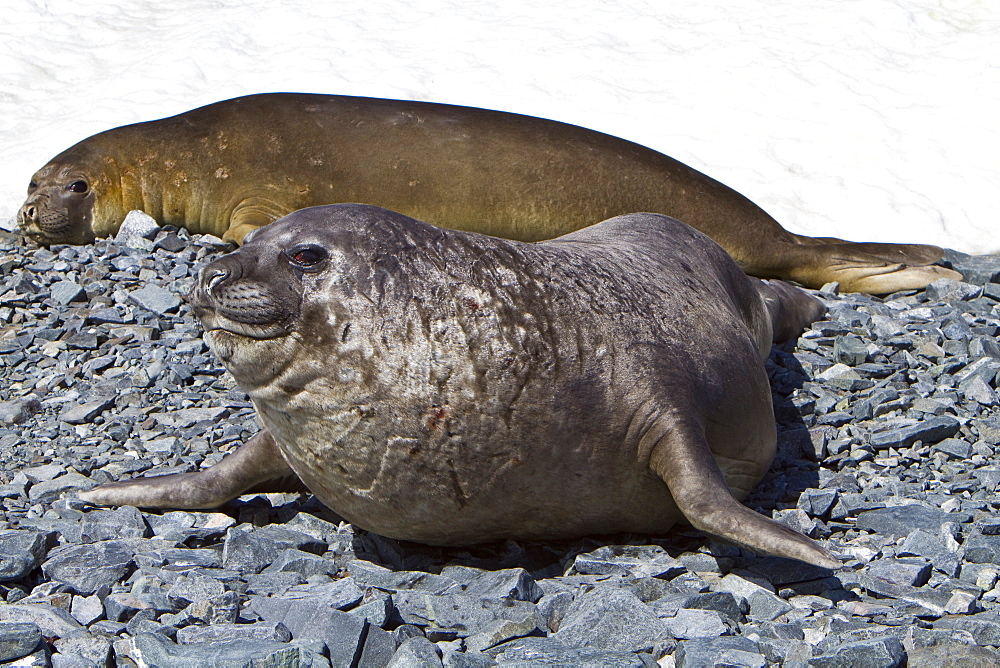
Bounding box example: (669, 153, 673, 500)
(18, 160, 99, 245)
(187, 203, 404, 392)
(187, 219, 311, 387)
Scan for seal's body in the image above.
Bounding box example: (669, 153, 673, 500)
(20, 93, 956, 293)
(81, 204, 837, 568)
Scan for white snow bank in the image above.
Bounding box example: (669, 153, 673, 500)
(2, 0, 997, 252)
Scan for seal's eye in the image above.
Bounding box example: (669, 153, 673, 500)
(67, 180, 89, 193)
(287, 244, 327, 270)
(28, 181, 37, 191)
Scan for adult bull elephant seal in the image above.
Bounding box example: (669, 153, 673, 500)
(19, 93, 956, 293)
(80, 204, 839, 568)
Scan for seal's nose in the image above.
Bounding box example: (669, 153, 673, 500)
(17, 202, 37, 226)
(203, 267, 230, 293)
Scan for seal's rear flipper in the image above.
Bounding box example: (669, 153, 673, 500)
(648, 422, 842, 569)
(754, 278, 826, 344)
(78, 429, 299, 510)
(782, 238, 961, 294)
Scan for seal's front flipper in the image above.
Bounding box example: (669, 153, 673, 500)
(648, 422, 841, 569)
(78, 430, 299, 510)
(783, 238, 961, 294)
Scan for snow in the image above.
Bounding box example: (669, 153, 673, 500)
(2, 0, 998, 252)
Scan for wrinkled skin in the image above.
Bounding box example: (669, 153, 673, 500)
(82, 204, 838, 568)
(19, 93, 959, 293)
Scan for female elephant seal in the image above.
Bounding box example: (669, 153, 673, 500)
(19, 93, 956, 293)
(81, 203, 839, 568)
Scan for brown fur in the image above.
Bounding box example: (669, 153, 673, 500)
(19, 93, 958, 292)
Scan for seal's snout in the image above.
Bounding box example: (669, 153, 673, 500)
(190, 251, 296, 332)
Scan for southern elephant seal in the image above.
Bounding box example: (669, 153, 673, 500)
(81, 203, 839, 568)
(19, 93, 957, 293)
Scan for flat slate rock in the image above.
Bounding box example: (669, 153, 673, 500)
(488, 636, 648, 667)
(855, 505, 955, 539)
(114, 633, 325, 668)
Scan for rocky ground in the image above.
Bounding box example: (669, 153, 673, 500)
(2, 216, 1000, 667)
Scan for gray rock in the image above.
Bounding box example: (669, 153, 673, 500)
(52, 632, 112, 666)
(149, 406, 231, 429)
(222, 527, 279, 573)
(954, 357, 1000, 386)
(69, 594, 104, 626)
(925, 278, 982, 301)
(816, 363, 872, 391)
(179, 590, 241, 625)
(347, 591, 393, 627)
(552, 586, 671, 654)
(128, 285, 182, 315)
(175, 621, 292, 644)
(833, 335, 869, 365)
(443, 566, 543, 603)
(58, 397, 116, 425)
(489, 636, 648, 666)
(114, 632, 325, 668)
(897, 529, 959, 566)
(0, 396, 41, 425)
(861, 578, 954, 617)
(442, 649, 495, 667)
(0, 530, 47, 582)
(661, 607, 731, 639)
(0, 604, 82, 637)
(970, 336, 1000, 360)
(905, 642, 1000, 667)
(261, 548, 337, 578)
(114, 210, 160, 244)
(0, 622, 42, 662)
(357, 625, 396, 667)
(388, 636, 443, 667)
(250, 596, 367, 666)
(166, 573, 227, 605)
(934, 612, 1000, 646)
(41, 539, 134, 594)
(746, 589, 794, 622)
(255, 579, 363, 611)
(103, 591, 177, 622)
(932, 438, 974, 459)
(393, 591, 536, 639)
(79, 506, 148, 543)
(961, 375, 998, 406)
(464, 614, 539, 653)
(49, 280, 87, 305)
(868, 417, 960, 450)
(855, 505, 953, 538)
(133, 547, 223, 570)
(964, 533, 1000, 565)
(945, 253, 1000, 285)
(674, 637, 764, 668)
(572, 545, 686, 580)
(866, 559, 932, 587)
(347, 559, 457, 593)
(252, 525, 326, 553)
(536, 591, 574, 633)
(808, 635, 905, 668)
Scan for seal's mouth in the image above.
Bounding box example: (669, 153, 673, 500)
(196, 309, 292, 342)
